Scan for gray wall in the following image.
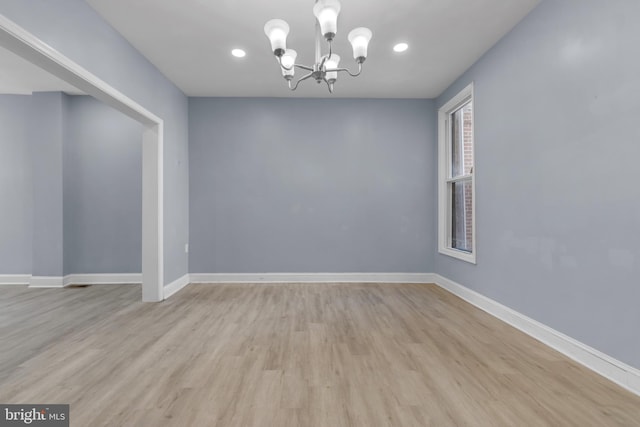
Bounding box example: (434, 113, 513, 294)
(0, 93, 143, 276)
(29, 92, 66, 277)
(0, 0, 189, 285)
(436, 0, 640, 369)
(189, 98, 436, 273)
(64, 96, 143, 275)
(0, 95, 31, 274)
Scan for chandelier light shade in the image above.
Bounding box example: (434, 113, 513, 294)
(324, 54, 340, 82)
(313, 0, 341, 41)
(264, 0, 372, 93)
(348, 27, 373, 63)
(280, 49, 297, 78)
(264, 19, 290, 56)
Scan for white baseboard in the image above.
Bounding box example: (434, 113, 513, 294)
(0, 274, 31, 285)
(163, 274, 190, 300)
(165, 273, 435, 301)
(189, 272, 437, 284)
(432, 274, 640, 397)
(24, 274, 141, 288)
(29, 276, 64, 288)
(63, 273, 142, 286)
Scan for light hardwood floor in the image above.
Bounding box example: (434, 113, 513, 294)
(0, 283, 639, 426)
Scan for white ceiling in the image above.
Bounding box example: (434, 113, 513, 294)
(0, 46, 84, 95)
(86, 0, 540, 98)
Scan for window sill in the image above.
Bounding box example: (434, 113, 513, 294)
(438, 247, 476, 264)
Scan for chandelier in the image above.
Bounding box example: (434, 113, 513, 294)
(263, 0, 372, 93)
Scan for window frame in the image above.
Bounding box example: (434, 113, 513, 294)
(438, 83, 476, 264)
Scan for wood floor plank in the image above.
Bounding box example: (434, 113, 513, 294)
(1, 282, 639, 426)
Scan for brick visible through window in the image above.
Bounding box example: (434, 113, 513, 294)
(450, 102, 473, 253)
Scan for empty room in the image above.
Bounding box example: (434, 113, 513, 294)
(1, 0, 639, 425)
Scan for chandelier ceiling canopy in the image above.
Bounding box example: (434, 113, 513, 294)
(264, 0, 372, 93)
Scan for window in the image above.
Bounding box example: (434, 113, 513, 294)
(438, 83, 476, 263)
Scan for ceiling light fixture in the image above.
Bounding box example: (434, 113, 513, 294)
(231, 49, 246, 58)
(264, 0, 372, 93)
(393, 43, 408, 53)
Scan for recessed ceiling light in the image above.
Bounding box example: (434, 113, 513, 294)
(393, 43, 409, 53)
(231, 49, 246, 58)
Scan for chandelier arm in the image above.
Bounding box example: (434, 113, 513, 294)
(328, 63, 363, 77)
(294, 64, 314, 72)
(288, 71, 314, 91)
(276, 56, 314, 72)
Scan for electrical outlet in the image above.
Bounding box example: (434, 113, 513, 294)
(185, 243, 189, 254)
